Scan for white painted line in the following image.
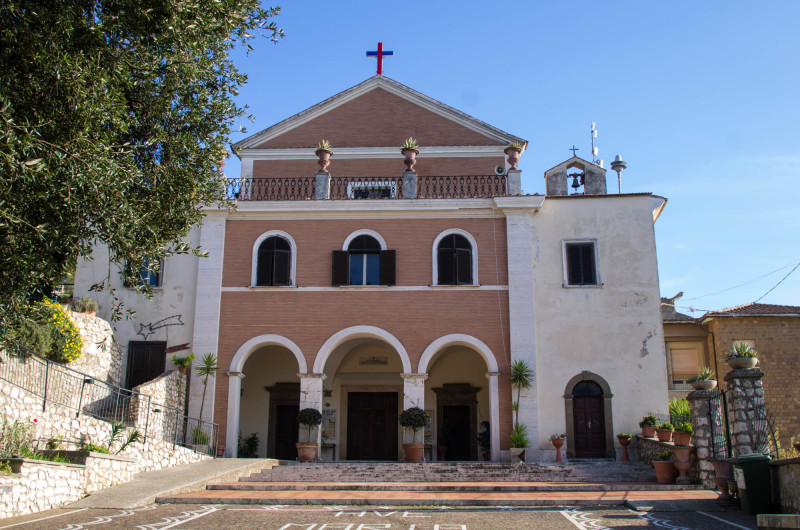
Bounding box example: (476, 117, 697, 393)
(697, 511, 754, 530)
(560, 508, 610, 530)
(156, 506, 218, 529)
(0, 509, 88, 529)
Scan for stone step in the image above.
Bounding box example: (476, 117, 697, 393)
(208, 481, 698, 492)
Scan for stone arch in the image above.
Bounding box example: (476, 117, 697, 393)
(341, 229, 387, 251)
(250, 230, 298, 287)
(313, 325, 411, 374)
(418, 334, 499, 374)
(431, 228, 479, 286)
(563, 370, 615, 459)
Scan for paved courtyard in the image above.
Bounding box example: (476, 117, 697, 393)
(0, 503, 757, 529)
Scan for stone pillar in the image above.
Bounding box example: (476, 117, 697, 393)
(224, 371, 245, 458)
(401, 373, 426, 409)
(402, 171, 417, 199)
(299, 373, 326, 447)
(688, 389, 715, 489)
(725, 368, 766, 456)
(315, 171, 330, 199)
(583, 164, 607, 195)
(486, 371, 502, 462)
(544, 167, 568, 196)
(507, 169, 522, 196)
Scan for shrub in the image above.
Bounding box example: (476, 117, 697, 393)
(297, 407, 322, 442)
(398, 407, 430, 433)
(509, 424, 529, 448)
(82, 443, 111, 454)
(17, 299, 82, 363)
(658, 422, 674, 431)
(654, 451, 672, 461)
(238, 432, 259, 458)
(617, 433, 633, 439)
(639, 414, 658, 428)
(74, 297, 98, 313)
(172, 352, 195, 367)
(675, 422, 693, 434)
(191, 426, 210, 445)
(0, 415, 36, 458)
(668, 398, 690, 418)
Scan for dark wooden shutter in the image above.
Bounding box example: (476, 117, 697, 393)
(274, 249, 290, 285)
(581, 244, 596, 284)
(438, 248, 454, 285)
(257, 248, 274, 286)
(379, 250, 396, 286)
(457, 248, 472, 284)
(332, 250, 349, 285)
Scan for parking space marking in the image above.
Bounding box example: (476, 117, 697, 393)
(0, 509, 88, 529)
(559, 508, 609, 529)
(697, 511, 754, 529)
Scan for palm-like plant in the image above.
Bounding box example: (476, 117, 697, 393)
(196, 353, 218, 421)
(509, 359, 533, 430)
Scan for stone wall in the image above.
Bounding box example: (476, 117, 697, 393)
(687, 389, 716, 488)
(725, 368, 766, 456)
(771, 457, 800, 514)
(67, 311, 122, 387)
(0, 459, 85, 518)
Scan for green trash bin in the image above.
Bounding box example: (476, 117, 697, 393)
(731, 453, 772, 515)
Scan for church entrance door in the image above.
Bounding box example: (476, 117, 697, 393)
(572, 381, 606, 458)
(346, 392, 398, 460)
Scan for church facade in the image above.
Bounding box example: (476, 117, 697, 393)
(75, 76, 670, 462)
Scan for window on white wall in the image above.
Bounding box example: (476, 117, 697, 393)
(563, 240, 598, 286)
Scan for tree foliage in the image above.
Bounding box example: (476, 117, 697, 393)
(0, 0, 282, 340)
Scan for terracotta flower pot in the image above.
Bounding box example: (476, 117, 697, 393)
(316, 149, 332, 172)
(656, 429, 674, 442)
(177, 366, 187, 374)
(727, 357, 758, 370)
(296, 442, 317, 462)
(403, 443, 424, 463)
(710, 459, 736, 505)
(672, 446, 693, 484)
(617, 437, 631, 462)
(402, 148, 418, 171)
(673, 431, 692, 446)
(642, 425, 656, 437)
(504, 147, 521, 170)
(690, 380, 717, 390)
(653, 460, 678, 484)
(551, 438, 564, 463)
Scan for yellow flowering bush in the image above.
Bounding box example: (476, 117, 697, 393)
(18, 299, 83, 364)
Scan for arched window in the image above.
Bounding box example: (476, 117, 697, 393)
(332, 232, 395, 286)
(437, 234, 473, 285)
(256, 236, 291, 286)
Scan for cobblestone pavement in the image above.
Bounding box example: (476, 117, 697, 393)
(0, 504, 757, 529)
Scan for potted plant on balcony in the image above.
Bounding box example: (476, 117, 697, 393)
(504, 142, 523, 170)
(639, 414, 658, 437)
(296, 408, 322, 462)
(617, 433, 633, 462)
(673, 421, 692, 446)
(398, 407, 429, 463)
(315, 139, 332, 173)
(172, 352, 195, 374)
(653, 451, 677, 484)
(688, 366, 717, 390)
(400, 137, 419, 171)
(656, 422, 674, 442)
(726, 342, 758, 370)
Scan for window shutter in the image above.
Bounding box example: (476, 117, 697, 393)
(273, 249, 290, 286)
(332, 250, 349, 286)
(379, 250, 396, 286)
(456, 248, 472, 284)
(257, 249, 274, 286)
(437, 248, 453, 285)
(581, 244, 596, 284)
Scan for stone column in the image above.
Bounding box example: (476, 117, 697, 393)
(315, 171, 330, 199)
(402, 171, 417, 199)
(299, 373, 326, 447)
(688, 389, 715, 489)
(725, 368, 766, 456)
(224, 371, 245, 458)
(401, 373, 426, 409)
(486, 371, 502, 462)
(507, 169, 522, 196)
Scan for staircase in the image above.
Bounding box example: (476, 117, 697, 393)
(156, 461, 712, 507)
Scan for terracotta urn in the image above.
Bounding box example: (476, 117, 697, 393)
(617, 437, 631, 462)
(656, 429, 674, 443)
(402, 148, 419, 171)
(673, 431, 692, 446)
(642, 425, 657, 438)
(672, 446, 693, 485)
(551, 437, 565, 463)
(403, 443, 424, 463)
(177, 365, 187, 375)
(690, 380, 717, 391)
(653, 460, 678, 484)
(709, 459, 736, 505)
(316, 149, 332, 172)
(296, 442, 317, 462)
(504, 147, 521, 170)
(727, 357, 758, 370)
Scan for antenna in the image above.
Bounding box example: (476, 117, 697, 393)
(610, 154, 627, 194)
(590, 122, 603, 168)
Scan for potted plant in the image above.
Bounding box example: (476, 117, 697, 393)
(296, 408, 322, 462)
(652, 451, 677, 484)
(509, 359, 533, 463)
(688, 366, 717, 390)
(550, 434, 566, 463)
(656, 422, 674, 442)
(315, 139, 332, 172)
(504, 141, 523, 170)
(400, 137, 419, 171)
(172, 352, 195, 374)
(74, 297, 98, 316)
(398, 407, 430, 463)
(673, 422, 692, 446)
(617, 433, 633, 462)
(477, 421, 490, 461)
(726, 342, 758, 370)
(639, 414, 658, 437)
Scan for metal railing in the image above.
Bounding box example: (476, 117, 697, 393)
(0, 346, 217, 455)
(329, 176, 403, 199)
(418, 175, 507, 198)
(226, 176, 315, 201)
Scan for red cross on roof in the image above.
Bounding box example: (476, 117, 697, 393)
(366, 42, 394, 75)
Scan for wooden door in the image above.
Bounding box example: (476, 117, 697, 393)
(346, 392, 398, 460)
(126, 342, 166, 389)
(274, 404, 299, 460)
(442, 405, 470, 461)
(573, 395, 606, 458)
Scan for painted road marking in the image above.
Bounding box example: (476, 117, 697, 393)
(0, 508, 88, 529)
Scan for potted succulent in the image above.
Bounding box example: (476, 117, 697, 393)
(673, 422, 692, 446)
(504, 141, 523, 170)
(617, 433, 633, 462)
(400, 137, 419, 171)
(656, 422, 674, 442)
(315, 139, 333, 172)
(726, 342, 758, 370)
(639, 414, 658, 438)
(653, 451, 678, 484)
(74, 297, 98, 316)
(550, 434, 566, 463)
(398, 407, 430, 463)
(688, 366, 717, 390)
(296, 408, 322, 462)
(172, 352, 195, 374)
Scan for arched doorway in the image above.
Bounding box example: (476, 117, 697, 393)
(564, 371, 615, 459)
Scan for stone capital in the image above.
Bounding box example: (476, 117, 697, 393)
(485, 371, 502, 379)
(401, 373, 427, 381)
(298, 372, 327, 380)
(226, 371, 245, 379)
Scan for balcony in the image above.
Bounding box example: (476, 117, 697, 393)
(226, 174, 511, 201)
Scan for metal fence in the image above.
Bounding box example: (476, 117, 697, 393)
(418, 175, 507, 198)
(708, 388, 780, 460)
(0, 346, 217, 455)
(226, 177, 315, 201)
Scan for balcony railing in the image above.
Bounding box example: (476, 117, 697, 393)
(225, 174, 509, 201)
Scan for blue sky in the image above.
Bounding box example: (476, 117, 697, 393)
(225, 1, 800, 315)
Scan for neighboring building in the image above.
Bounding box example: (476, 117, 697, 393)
(661, 293, 711, 400)
(75, 75, 670, 462)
